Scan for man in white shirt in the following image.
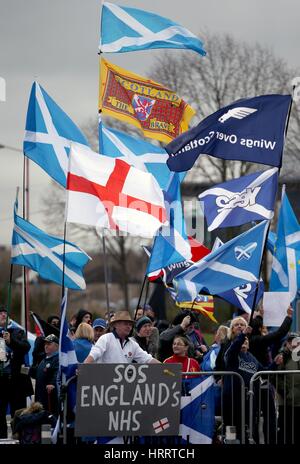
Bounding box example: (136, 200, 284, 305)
(84, 311, 160, 364)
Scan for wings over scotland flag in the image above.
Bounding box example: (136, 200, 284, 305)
(100, 2, 206, 55)
(174, 220, 269, 302)
(180, 376, 215, 444)
(66, 143, 167, 238)
(199, 168, 278, 231)
(23, 82, 89, 187)
(11, 208, 91, 290)
(269, 191, 300, 300)
(147, 173, 192, 274)
(166, 94, 292, 172)
(99, 118, 185, 190)
(100, 58, 195, 144)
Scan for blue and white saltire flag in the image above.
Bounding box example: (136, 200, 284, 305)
(11, 208, 91, 290)
(166, 94, 292, 172)
(180, 376, 215, 444)
(59, 290, 78, 381)
(147, 173, 192, 274)
(269, 191, 300, 300)
(267, 230, 277, 255)
(24, 82, 89, 187)
(174, 220, 269, 302)
(99, 119, 184, 190)
(199, 168, 278, 231)
(52, 290, 78, 444)
(209, 236, 265, 312)
(100, 2, 206, 55)
(219, 280, 265, 315)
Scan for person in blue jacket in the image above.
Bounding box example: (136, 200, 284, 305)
(73, 322, 94, 363)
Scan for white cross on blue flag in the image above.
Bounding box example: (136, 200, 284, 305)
(174, 220, 269, 302)
(11, 206, 91, 290)
(199, 168, 278, 231)
(100, 2, 206, 55)
(24, 82, 89, 187)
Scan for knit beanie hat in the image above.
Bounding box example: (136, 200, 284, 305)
(136, 316, 152, 333)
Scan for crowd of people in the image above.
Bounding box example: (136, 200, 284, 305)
(0, 300, 299, 444)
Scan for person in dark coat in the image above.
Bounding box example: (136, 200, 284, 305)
(32, 334, 59, 417)
(248, 305, 293, 443)
(0, 305, 33, 438)
(158, 311, 198, 361)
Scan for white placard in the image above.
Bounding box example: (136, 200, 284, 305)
(263, 292, 291, 327)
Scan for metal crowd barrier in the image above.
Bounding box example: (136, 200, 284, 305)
(248, 370, 300, 444)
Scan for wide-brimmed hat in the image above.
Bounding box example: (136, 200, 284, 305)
(110, 311, 134, 324)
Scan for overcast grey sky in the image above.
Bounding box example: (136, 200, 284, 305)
(0, 0, 299, 246)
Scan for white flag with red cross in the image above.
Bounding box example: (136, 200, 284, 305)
(66, 143, 167, 237)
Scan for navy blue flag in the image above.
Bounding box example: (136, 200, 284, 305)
(199, 168, 278, 231)
(166, 94, 292, 172)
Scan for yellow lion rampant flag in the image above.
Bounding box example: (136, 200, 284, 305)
(99, 58, 195, 144)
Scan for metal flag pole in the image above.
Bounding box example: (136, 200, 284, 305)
(22, 155, 30, 334)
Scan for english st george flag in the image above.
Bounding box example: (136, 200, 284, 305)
(66, 143, 167, 238)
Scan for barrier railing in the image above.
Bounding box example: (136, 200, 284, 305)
(248, 370, 300, 444)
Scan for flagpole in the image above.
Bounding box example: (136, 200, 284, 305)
(143, 278, 150, 309)
(102, 229, 110, 313)
(22, 155, 30, 334)
(135, 274, 147, 319)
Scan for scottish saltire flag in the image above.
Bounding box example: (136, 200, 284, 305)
(100, 2, 206, 55)
(199, 168, 278, 231)
(99, 119, 184, 190)
(180, 376, 215, 444)
(174, 220, 269, 302)
(59, 290, 77, 381)
(267, 230, 277, 254)
(166, 94, 292, 172)
(11, 208, 91, 290)
(147, 174, 192, 273)
(24, 82, 89, 186)
(269, 191, 300, 300)
(219, 280, 265, 314)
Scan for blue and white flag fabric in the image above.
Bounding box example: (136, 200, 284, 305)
(199, 168, 278, 231)
(147, 173, 192, 274)
(219, 280, 265, 315)
(59, 290, 78, 381)
(100, 2, 206, 56)
(174, 220, 269, 302)
(269, 191, 300, 300)
(180, 376, 215, 444)
(267, 230, 277, 255)
(209, 236, 265, 312)
(99, 119, 184, 190)
(52, 290, 78, 443)
(24, 82, 89, 187)
(11, 207, 91, 290)
(166, 94, 292, 172)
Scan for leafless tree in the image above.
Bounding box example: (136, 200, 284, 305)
(149, 32, 300, 183)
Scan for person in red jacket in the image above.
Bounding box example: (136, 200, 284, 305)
(163, 335, 200, 378)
